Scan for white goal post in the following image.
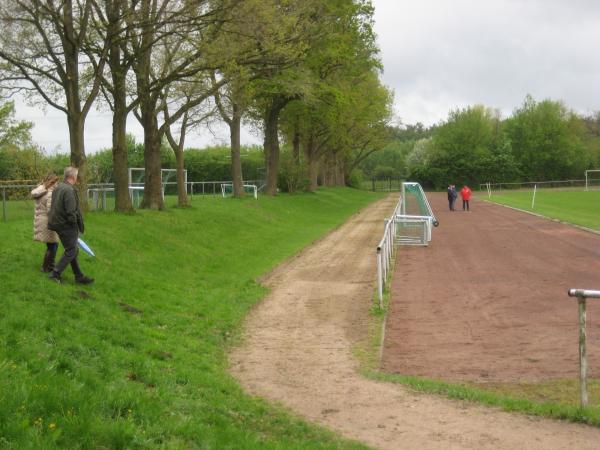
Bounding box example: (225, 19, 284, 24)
(128, 168, 187, 197)
(221, 183, 258, 199)
(585, 170, 600, 191)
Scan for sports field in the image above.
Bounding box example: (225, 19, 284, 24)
(485, 189, 600, 230)
(383, 192, 600, 386)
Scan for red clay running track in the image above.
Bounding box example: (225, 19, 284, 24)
(382, 192, 600, 382)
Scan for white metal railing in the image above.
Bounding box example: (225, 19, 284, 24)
(376, 195, 402, 309)
(0, 179, 266, 218)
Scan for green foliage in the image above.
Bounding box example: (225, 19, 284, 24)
(184, 146, 264, 182)
(505, 96, 587, 181)
(346, 169, 363, 189)
(368, 96, 597, 190)
(277, 151, 308, 193)
(0, 101, 33, 148)
(424, 105, 510, 188)
(0, 188, 380, 448)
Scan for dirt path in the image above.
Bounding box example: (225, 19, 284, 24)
(383, 193, 600, 382)
(230, 195, 600, 449)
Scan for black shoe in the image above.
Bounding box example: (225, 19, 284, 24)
(48, 271, 61, 284)
(75, 275, 94, 285)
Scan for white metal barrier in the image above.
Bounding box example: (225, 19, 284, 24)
(376, 197, 401, 309)
(376, 183, 438, 308)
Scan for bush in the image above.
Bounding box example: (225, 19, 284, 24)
(346, 169, 363, 189)
(277, 152, 308, 193)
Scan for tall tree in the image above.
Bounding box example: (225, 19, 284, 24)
(123, 0, 228, 210)
(89, 0, 135, 212)
(505, 96, 586, 181)
(0, 0, 108, 202)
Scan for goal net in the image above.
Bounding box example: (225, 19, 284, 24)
(396, 182, 438, 245)
(585, 170, 600, 191)
(128, 168, 187, 196)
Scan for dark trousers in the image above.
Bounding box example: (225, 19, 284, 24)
(448, 198, 455, 210)
(46, 242, 59, 252)
(54, 227, 83, 277)
(463, 200, 470, 211)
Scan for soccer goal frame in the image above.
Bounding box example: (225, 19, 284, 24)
(128, 168, 187, 187)
(221, 183, 258, 199)
(127, 168, 187, 204)
(585, 170, 600, 191)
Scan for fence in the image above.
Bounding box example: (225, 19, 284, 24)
(363, 177, 404, 192)
(376, 195, 402, 308)
(1, 179, 265, 221)
(479, 179, 586, 193)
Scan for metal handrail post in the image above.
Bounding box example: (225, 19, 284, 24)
(377, 249, 383, 308)
(567, 288, 600, 407)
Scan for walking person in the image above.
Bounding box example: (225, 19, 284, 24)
(460, 185, 472, 211)
(47, 166, 94, 284)
(31, 173, 60, 272)
(447, 184, 457, 211)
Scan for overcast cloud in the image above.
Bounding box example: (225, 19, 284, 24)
(374, 0, 600, 126)
(14, 0, 600, 152)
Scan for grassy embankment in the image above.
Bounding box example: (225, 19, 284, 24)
(356, 187, 600, 427)
(0, 188, 382, 449)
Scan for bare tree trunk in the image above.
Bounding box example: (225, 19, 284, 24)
(63, 2, 87, 208)
(108, 0, 133, 212)
(175, 147, 188, 206)
(304, 134, 319, 192)
(231, 104, 244, 197)
(140, 109, 164, 210)
(293, 130, 301, 165)
(66, 112, 88, 207)
(264, 103, 280, 195)
(264, 96, 288, 195)
(335, 153, 346, 186)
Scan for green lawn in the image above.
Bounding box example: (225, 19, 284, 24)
(0, 188, 380, 449)
(485, 189, 600, 231)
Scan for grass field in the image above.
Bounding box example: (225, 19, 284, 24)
(484, 188, 600, 231)
(0, 188, 380, 449)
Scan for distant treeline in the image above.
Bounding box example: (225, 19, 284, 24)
(359, 96, 600, 189)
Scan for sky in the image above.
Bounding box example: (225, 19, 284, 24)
(373, 0, 600, 127)
(13, 0, 600, 153)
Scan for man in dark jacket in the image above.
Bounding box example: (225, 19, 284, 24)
(447, 184, 457, 211)
(47, 166, 94, 284)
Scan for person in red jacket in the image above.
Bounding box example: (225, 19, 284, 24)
(460, 185, 472, 211)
